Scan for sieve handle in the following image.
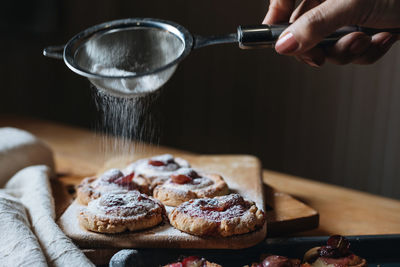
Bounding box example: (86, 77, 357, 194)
(43, 45, 65, 59)
(237, 24, 400, 49)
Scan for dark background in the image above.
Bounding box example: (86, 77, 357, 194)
(1, 0, 400, 199)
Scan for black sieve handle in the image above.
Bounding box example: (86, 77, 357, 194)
(237, 24, 400, 49)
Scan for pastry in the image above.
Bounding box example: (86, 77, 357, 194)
(163, 256, 222, 267)
(169, 194, 265, 237)
(123, 154, 190, 189)
(76, 168, 149, 205)
(78, 191, 165, 233)
(248, 255, 301, 267)
(153, 168, 229, 206)
(303, 235, 367, 267)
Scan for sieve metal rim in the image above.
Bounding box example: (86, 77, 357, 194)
(63, 18, 193, 80)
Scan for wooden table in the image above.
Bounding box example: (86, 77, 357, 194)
(2, 115, 400, 237)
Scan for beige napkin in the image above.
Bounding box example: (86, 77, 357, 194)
(0, 127, 94, 267)
(0, 127, 54, 187)
(0, 192, 48, 267)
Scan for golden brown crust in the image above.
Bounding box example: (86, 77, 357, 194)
(153, 173, 229, 207)
(78, 191, 165, 233)
(76, 176, 100, 205)
(78, 209, 163, 233)
(168, 194, 265, 237)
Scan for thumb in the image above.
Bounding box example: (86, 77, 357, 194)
(275, 0, 354, 55)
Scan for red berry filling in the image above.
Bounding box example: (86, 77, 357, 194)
(171, 169, 200, 184)
(182, 256, 201, 266)
(113, 173, 135, 188)
(199, 200, 225, 212)
(149, 160, 166, 166)
(318, 235, 351, 258)
(171, 174, 193, 184)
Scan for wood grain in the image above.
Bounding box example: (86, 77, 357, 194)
(264, 170, 400, 236)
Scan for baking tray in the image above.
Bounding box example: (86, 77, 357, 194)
(109, 234, 400, 267)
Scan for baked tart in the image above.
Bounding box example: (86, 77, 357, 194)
(153, 168, 229, 206)
(169, 194, 265, 237)
(303, 235, 367, 267)
(76, 168, 148, 205)
(78, 191, 165, 233)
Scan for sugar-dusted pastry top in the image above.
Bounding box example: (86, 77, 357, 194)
(90, 168, 137, 191)
(123, 154, 190, 178)
(176, 194, 254, 222)
(86, 191, 163, 219)
(162, 168, 214, 190)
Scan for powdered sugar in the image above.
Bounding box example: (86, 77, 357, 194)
(176, 194, 251, 222)
(94, 169, 123, 184)
(91, 64, 164, 94)
(90, 169, 138, 192)
(87, 191, 161, 218)
(173, 167, 198, 177)
(124, 154, 190, 179)
(163, 174, 213, 191)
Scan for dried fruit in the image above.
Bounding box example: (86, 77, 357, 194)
(113, 173, 135, 188)
(171, 174, 193, 184)
(182, 256, 201, 266)
(149, 160, 166, 166)
(318, 235, 351, 258)
(327, 235, 350, 253)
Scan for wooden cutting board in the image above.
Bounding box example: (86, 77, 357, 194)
(58, 155, 267, 249)
(55, 154, 318, 250)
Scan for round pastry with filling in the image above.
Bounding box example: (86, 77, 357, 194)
(76, 168, 149, 205)
(169, 193, 265, 237)
(303, 235, 367, 267)
(78, 191, 165, 233)
(123, 154, 190, 189)
(153, 168, 229, 206)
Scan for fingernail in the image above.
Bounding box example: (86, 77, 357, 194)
(303, 58, 321, 68)
(381, 34, 396, 50)
(275, 32, 299, 54)
(349, 36, 371, 54)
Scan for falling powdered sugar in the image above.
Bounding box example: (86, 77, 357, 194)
(93, 87, 161, 157)
(92, 64, 164, 95)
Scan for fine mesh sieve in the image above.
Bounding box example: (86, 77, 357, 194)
(44, 18, 400, 98)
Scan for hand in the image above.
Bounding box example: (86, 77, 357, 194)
(263, 0, 400, 66)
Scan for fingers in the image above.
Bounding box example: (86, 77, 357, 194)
(325, 32, 372, 65)
(352, 33, 398, 65)
(267, 0, 399, 65)
(263, 0, 296, 24)
(296, 46, 326, 67)
(275, 0, 354, 55)
(289, 0, 323, 23)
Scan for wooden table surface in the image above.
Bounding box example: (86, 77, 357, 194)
(2, 115, 400, 237)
